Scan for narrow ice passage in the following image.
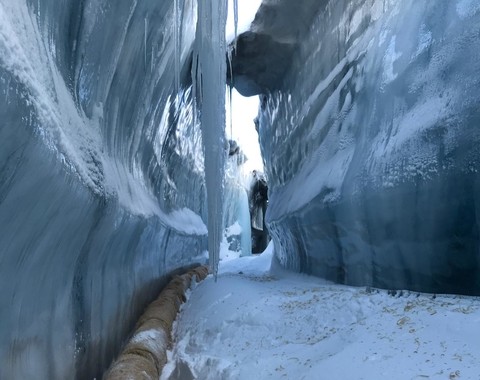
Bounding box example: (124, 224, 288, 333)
(2, 0, 480, 378)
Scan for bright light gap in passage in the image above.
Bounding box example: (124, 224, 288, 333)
(225, 0, 264, 175)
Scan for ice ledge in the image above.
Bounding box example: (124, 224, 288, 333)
(228, 0, 320, 96)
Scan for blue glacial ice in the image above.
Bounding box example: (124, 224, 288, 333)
(245, 0, 480, 294)
(2, 0, 480, 379)
(0, 0, 241, 378)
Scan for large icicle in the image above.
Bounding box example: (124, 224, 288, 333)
(233, 0, 238, 44)
(173, 0, 181, 93)
(193, 0, 228, 279)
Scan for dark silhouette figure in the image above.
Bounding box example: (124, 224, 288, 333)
(249, 170, 269, 253)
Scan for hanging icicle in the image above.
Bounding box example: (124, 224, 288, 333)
(192, 0, 228, 280)
(228, 81, 233, 139)
(226, 42, 233, 139)
(233, 0, 238, 48)
(173, 0, 181, 93)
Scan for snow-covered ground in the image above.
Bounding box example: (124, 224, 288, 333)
(161, 244, 480, 380)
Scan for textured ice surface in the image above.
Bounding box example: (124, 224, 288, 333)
(0, 0, 231, 378)
(256, 0, 480, 294)
(223, 155, 252, 257)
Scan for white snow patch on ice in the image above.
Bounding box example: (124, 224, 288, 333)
(382, 35, 402, 87)
(413, 24, 433, 58)
(0, 2, 207, 235)
(347, 8, 364, 41)
(225, 221, 242, 236)
(166, 208, 208, 235)
(162, 243, 480, 380)
(267, 139, 354, 220)
(0, 2, 104, 189)
(371, 93, 451, 163)
(219, 222, 244, 262)
(220, 240, 274, 275)
(96, 159, 207, 235)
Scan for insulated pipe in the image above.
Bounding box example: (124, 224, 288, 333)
(104, 266, 209, 379)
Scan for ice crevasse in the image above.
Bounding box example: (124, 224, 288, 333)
(1, 0, 480, 379)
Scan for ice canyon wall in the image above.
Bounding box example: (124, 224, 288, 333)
(0, 1, 214, 378)
(234, 0, 480, 295)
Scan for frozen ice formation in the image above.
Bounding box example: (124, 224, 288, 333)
(192, 0, 228, 279)
(242, 0, 480, 295)
(0, 0, 238, 378)
(2, 0, 480, 379)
